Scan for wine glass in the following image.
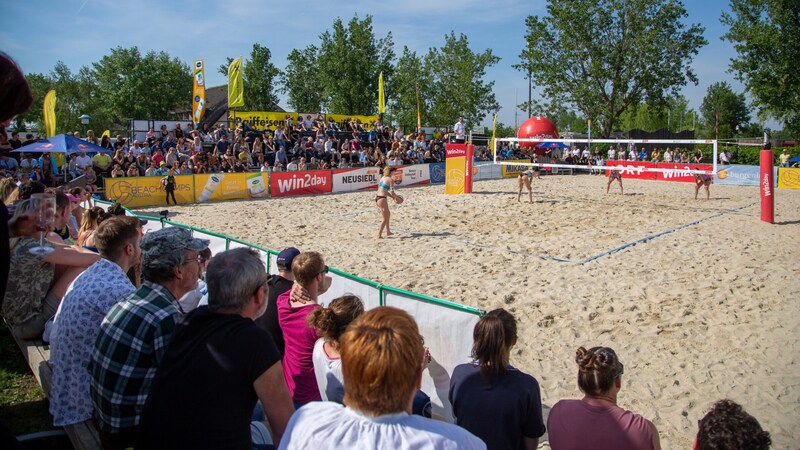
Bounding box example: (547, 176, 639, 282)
(28, 192, 56, 256)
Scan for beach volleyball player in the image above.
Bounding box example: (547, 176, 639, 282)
(376, 166, 403, 239)
(517, 169, 534, 203)
(606, 168, 623, 195)
(694, 172, 712, 200)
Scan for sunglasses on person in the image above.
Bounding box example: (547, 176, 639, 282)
(615, 363, 624, 379)
(318, 265, 329, 276)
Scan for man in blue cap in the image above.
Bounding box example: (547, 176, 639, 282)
(89, 227, 209, 450)
(255, 247, 299, 357)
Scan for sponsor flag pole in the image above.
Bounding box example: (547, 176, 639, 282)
(193, 60, 206, 128)
(228, 56, 245, 108)
(378, 71, 386, 120)
(415, 83, 421, 131)
(490, 113, 497, 156)
(43, 90, 57, 138)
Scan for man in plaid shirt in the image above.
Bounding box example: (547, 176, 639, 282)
(89, 227, 209, 450)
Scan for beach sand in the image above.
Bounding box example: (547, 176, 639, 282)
(136, 174, 800, 449)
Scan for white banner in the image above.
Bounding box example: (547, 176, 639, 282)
(394, 164, 431, 187)
(332, 167, 383, 193)
(384, 290, 480, 422)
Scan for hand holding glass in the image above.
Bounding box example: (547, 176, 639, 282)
(28, 193, 56, 256)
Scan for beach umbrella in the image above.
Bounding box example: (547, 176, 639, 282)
(11, 133, 113, 155)
(789, 155, 800, 163)
(535, 141, 569, 149)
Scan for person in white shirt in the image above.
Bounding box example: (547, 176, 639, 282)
(75, 151, 92, 172)
(287, 158, 299, 172)
(608, 146, 616, 160)
(279, 307, 485, 450)
(453, 117, 466, 142)
(664, 148, 673, 163)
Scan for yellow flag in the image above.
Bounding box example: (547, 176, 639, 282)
(193, 60, 206, 126)
(378, 71, 385, 114)
(490, 113, 497, 153)
(101, 130, 110, 140)
(228, 56, 244, 108)
(43, 90, 57, 138)
(415, 83, 421, 130)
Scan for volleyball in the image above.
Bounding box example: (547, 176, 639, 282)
(395, 194, 404, 204)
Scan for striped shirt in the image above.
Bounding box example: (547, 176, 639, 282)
(89, 281, 183, 433)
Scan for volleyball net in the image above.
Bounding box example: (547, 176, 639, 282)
(493, 138, 719, 175)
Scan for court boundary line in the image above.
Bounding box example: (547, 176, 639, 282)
(334, 201, 757, 264)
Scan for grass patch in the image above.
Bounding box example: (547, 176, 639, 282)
(0, 325, 58, 437)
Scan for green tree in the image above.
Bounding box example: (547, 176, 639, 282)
(316, 14, 395, 115)
(386, 46, 431, 131)
(617, 95, 696, 132)
(721, 0, 800, 136)
(242, 44, 282, 111)
(22, 62, 95, 135)
(92, 47, 191, 126)
(518, 0, 706, 137)
(699, 82, 750, 139)
(425, 31, 499, 129)
(282, 46, 324, 112)
(493, 121, 517, 138)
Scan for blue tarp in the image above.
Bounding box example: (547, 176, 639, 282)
(11, 133, 113, 155)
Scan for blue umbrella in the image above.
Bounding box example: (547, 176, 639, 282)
(790, 155, 800, 163)
(11, 133, 114, 155)
(535, 141, 569, 149)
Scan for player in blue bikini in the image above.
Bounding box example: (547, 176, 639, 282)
(376, 166, 403, 239)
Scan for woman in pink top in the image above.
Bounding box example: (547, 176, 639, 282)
(277, 251, 332, 407)
(547, 346, 661, 450)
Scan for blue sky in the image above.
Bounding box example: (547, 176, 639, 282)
(2, 0, 762, 130)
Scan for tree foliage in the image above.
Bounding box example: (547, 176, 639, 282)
(22, 48, 191, 135)
(92, 47, 191, 123)
(617, 95, 697, 132)
(282, 46, 325, 112)
(283, 15, 394, 115)
(425, 32, 499, 129)
(721, 0, 800, 136)
(241, 44, 282, 111)
(318, 15, 395, 115)
(699, 82, 751, 139)
(386, 46, 431, 131)
(518, 0, 706, 137)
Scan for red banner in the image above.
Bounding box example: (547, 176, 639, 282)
(269, 170, 332, 197)
(655, 163, 713, 183)
(446, 143, 467, 158)
(605, 160, 657, 180)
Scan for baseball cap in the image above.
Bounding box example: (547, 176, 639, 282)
(276, 247, 300, 270)
(140, 227, 210, 264)
(160, 161, 166, 166)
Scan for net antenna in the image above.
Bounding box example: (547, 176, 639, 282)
(493, 138, 718, 175)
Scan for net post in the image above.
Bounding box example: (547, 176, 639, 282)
(760, 149, 774, 223)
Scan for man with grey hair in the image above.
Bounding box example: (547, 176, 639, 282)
(137, 248, 294, 449)
(89, 227, 209, 450)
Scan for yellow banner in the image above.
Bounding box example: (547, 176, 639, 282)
(231, 111, 297, 131)
(378, 71, 385, 114)
(326, 113, 379, 131)
(501, 159, 533, 178)
(778, 168, 800, 189)
(445, 156, 466, 194)
(228, 56, 244, 108)
(192, 59, 206, 126)
(194, 172, 269, 202)
(105, 175, 194, 208)
(43, 90, 56, 138)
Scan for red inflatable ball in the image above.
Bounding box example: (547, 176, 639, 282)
(517, 116, 559, 153)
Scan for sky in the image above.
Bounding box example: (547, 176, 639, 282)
(1, 0, 768, 130)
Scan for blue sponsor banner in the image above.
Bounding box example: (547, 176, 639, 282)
(430, 163, 446, 184)
(714, 165, 777, 186)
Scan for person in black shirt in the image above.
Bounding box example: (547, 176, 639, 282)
(255, 247, 299, 356)
(137, 248, 294, 449)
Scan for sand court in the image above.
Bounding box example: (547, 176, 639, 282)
(136, 174, 800, 449)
